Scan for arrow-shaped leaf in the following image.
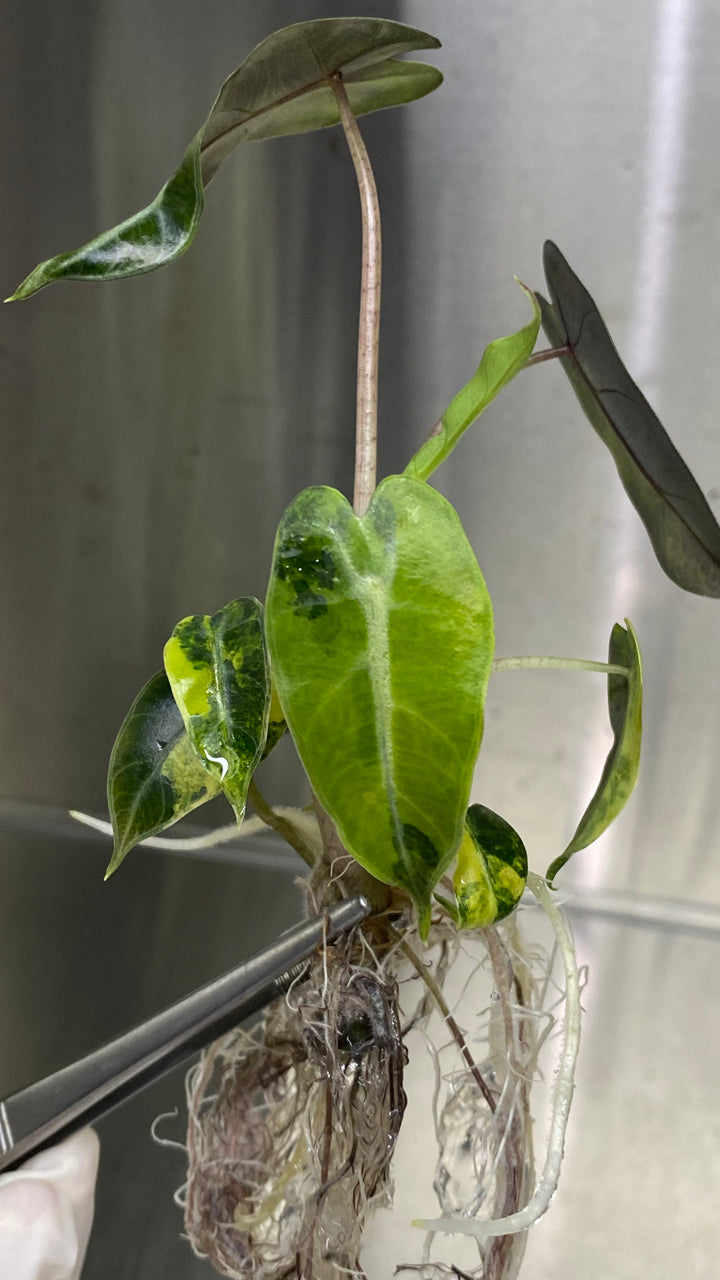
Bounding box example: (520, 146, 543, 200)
(264, 476, 495, 936)
(163, 597, 270, 822)
(547, 619, 642, 884)
(8, 19, 441, 300)
(405, 283, 540, 482)
(106, 671, 221, 877)
(540, 241, 720, 597)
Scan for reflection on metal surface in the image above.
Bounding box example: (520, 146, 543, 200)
(629, 0, 696, 382)
(561, 884, 720, 937)
(0, 798, 305, 869)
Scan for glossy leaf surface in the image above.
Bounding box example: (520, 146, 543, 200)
(404, 283, 540, 482)
(265, 476, 495, 934)
(547, 619, 642, 884)
(452, 804, 528, 928)
(540, 241, 720, 597)
(8, 19, 441, 300)
(106, 671, 221, 878)
(163, 597, 270, 821)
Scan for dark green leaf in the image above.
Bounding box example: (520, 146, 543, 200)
(106, 671, 221, 878)
(405, 283, 540, 482)
(163, 598, 270, 821)
(8, 19, 441, 300)
(451, 803, 528, 928)
(265, 476, 494, 936)
(547, 619, 642, 884)
(540, 241, 720, 597)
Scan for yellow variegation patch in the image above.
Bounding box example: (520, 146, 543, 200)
(164, 597, 270, 822)
(452, 804, 527, 929)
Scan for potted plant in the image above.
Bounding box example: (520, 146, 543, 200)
(8, 17, 719, 1280)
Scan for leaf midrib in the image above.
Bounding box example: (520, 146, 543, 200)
(200, 52, 423, 175)
(566, 347, 718, 553)
(115, 724, 188, 853)
(356, 567, 404, 854)
(200, 70, 333, 172)
(548, 293, 720, 563)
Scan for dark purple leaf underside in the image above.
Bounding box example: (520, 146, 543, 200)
(540, 240, 720, 597)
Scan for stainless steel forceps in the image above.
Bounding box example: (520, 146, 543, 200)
(0, 894, 370, 1174)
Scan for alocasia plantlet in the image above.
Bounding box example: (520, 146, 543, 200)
(10, 15, 720, 1279)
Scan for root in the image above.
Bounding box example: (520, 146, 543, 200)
(183, 924, 406, 1280)
(394, 933, 497, 1114)
(413, 873, 581, 1243)
(144, 856, 578, 1280)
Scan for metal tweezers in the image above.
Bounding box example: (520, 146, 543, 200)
(0, 894, 370, 1175)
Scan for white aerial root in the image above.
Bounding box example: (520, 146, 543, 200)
(150, 1109, 187, 1152)
(69, 806, 319, 853)
(413, 872, 581, 1241)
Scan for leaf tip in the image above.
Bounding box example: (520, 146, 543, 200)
(104, 837, 129, 880)
(542, 238, 561, 264)
(4, 269, 44, 303)
(230, 799, 247, 826)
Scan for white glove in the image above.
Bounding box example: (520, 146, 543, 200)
(0, 1129, 99, 1280)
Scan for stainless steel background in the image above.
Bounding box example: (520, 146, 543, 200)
(1, 1, 719, 1276)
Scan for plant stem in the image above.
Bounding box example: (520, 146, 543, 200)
(247, 778, 318, 868)
(492, 655, 628, 677)
(311, 795, 393, 911)
(331, 74, 381, 517)
(524, 344, 571, 367)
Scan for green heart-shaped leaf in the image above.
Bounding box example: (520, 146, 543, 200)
(547, 618, 642, 883)
(163, 597, 270, 822)
(264, 475, 495, 935)
(405, 282, 540, 482)
(106, 671, 221, 878)
(8, 19, 441, 300)
(448, 803, 528, 928)
(540, 241, 720, 597)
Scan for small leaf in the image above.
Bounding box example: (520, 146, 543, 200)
(8, 19, 441, 300)
(264, 476, 495, 936)
(452, 804, 527, 928)
(404, 282, 540, 482)
(106, 671, 221, 877)
(547, 619, 642, 884)
(163, 598, 270, 822)
(540, 241, 720, 597)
